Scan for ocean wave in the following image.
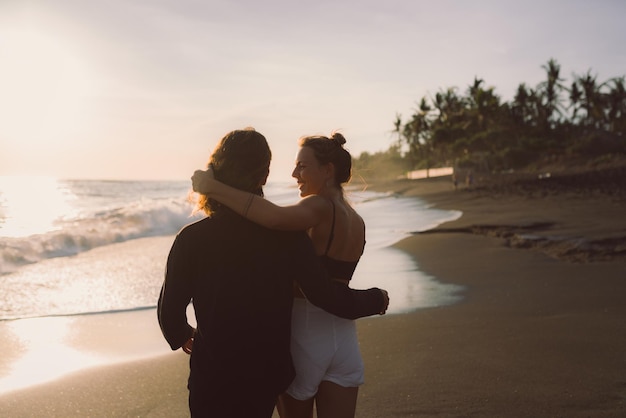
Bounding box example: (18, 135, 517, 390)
(0, 198, 200, 275)
(0, 179, 464, 321)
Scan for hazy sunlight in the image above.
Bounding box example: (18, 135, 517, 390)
(0, 317, 102, 394)
(0, 176, 77, 237)
(0, 25, 94, 146)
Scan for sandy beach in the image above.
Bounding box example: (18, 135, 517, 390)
(1, 166, 625, 417)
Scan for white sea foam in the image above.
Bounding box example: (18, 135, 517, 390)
(0, 178, 198, 274)
(0, 177, 462, 320)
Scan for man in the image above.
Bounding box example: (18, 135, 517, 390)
(158, 128, 388, 417)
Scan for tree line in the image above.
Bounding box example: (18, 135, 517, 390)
(354, 58, 626, 180)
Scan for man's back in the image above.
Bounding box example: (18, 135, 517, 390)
(159, 206, 385, 418)
(159, 207, 311, 395)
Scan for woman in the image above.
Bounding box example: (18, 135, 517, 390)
(192, 132, 379, 418)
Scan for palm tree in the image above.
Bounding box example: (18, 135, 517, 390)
(467, 77, 484, 106)
(605, 76, 626, 133)
(567, 80, 583, 125)
(432, 87, 464, 124)
(575, 70, 605, 130)
(467, 77, 486, 130)
(511, 83, 540, 129)
(538, 58, 566, 130)
(466, 77, 502, 132)
(511, 83, 530, 126)
(392, 112, 403, 149)
(416, 96, 432, 122)
(386, 58, 624, 175)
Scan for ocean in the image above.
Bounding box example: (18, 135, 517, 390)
(0, 176, 463, 320)
(0, 176, 463, 393)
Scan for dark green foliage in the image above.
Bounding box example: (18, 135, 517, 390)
(356, 59, 626, 179)
(352, 146, 411, 181)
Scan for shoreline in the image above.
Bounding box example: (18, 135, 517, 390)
(0, 309, 172, 396)
(0, 188, 453, 401)
(2, 172, 626, 417)
(358, 172, 626, 416)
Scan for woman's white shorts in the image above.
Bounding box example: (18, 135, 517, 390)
(285, 297, 364, 400)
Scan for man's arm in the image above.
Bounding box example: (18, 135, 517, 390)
(157, 233, 195, 350)
(291, 232, 388, 319)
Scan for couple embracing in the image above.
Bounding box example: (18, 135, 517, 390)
(158, 128, 389, 417)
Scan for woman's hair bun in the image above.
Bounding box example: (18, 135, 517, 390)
(330, 132, 347, 146)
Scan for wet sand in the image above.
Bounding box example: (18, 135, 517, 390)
(1, 168, 625, 417)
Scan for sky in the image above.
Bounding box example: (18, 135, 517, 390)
(1, 0, 625, 182)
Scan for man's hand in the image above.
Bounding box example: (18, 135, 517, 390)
(182, 329, 196, 355)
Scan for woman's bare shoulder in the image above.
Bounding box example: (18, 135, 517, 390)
(346, 204, 366, 229)
(299, 194, 332, 210)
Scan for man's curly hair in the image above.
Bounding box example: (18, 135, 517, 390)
(198, 128, 271, 216)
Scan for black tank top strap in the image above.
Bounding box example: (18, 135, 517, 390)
(318, 199, 360, 281)
(323, 200, 336, 256)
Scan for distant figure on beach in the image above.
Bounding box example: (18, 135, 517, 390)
(466, 171, 474, 188)
(452, 173, 458, 190)
(192, 131, 376, 418)
(158, 128, 388, 418)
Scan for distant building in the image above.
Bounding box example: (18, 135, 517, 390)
(406, 167, 454, 180)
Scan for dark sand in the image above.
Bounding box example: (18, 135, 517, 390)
(1, 167, 625, 417)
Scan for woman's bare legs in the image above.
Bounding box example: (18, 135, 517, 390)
(315, 381, 358, 418)
(277, 393, 314, 418)
(277, 382, 358, 418)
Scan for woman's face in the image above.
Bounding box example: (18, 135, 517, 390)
(291, 146, 329, 197)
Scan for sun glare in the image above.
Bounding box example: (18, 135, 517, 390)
(0, 24, 95, 146)
(0, 317, 102, 394)
(0, 176, 77, 237)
